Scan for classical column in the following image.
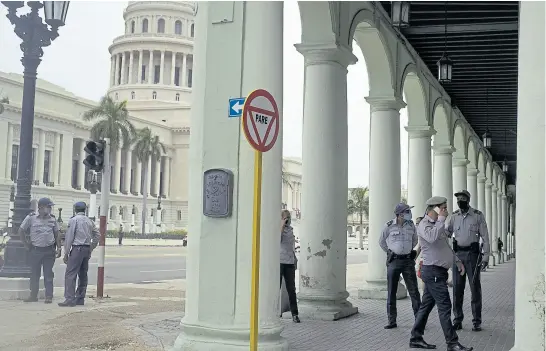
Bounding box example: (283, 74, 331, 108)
(174, 2, 287, 349)
(128, 51, 134, 84)
(467, 167, 479, 209)
(153, 156, 161, 196)
(485, 180, 493, 264)
(138, 50, 143, 83)
(110, 55, 115, 87)
(490, 184, 498, 265)
(59, 133, 73, 188)
(5, 123, 14, 180)
(452, 158, 469, 208)
(0, 120, 9, 180)
(77, 139, 85, 189)
(171, 52, 177, 85)
(405, 126, 434, 216)
(501, 195, 508, 262)
(113, 54, 119, 85)
(477, 175, 486, 217)
(159, 50, 165, 84)
(113, 147, 122, 192)
(359, 96, 407, 300)
(148, 50, 154, 84)
(497, 188, 503, 263)
(433, 146, 455, 212)
(134, 160, 142, 195)
(145, 157, 152, 196)
(181, 53, 187, 87)
(294, 43, 358, 318)
(162, 156, 170, 197)
(51, 132, 61, 186)
(123, 148, 132, 194)
(120, 52, 126, 85)
(509, 203, 515, 258)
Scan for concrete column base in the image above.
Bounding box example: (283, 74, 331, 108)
(173, 321, 288, 351)
(0, 277, 44, 300)
(297, 291, 358, 321)
(490, 255, 497, 266)
(358, 280, 407, 300)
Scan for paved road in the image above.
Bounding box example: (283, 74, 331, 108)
(52, 246, 368, 287)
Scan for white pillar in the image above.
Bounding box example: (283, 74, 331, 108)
(485, 181, 494, 264)
(174, 2, 287, 349)
(452, 158, 469, 208)
(113, 54, 119, 85)
(52, 132, 61, 186)
(159, 50, 165, 84)
(77, 139, 85, 189)
(124, 148, 132, 194)
(295, 43, 358, 318)
(501, 195, 508, 262)
(5, 122, 13, 180)
(59, 133, 73, 188)
(490, 185, 498, 265)
(511, 3, 545, 350)
(432, 146, 454, 212)
(146, 157, 152, 196)
(113, 147, 122, 192)
(162, 156, 170, 197)
(171, 52, 177, 85)
(110, 55, 115, 86)
(181, 53, 187, 87)
(496, 189, 503, 263)
(148, 50, 154, 84)
(134, 161, 142, 194)
(0, 120, 9, 181)
(138, 50, 143, 83)
(153, 156, 161, 196)
(467, 167, 479, 209)
(359, 96, 407, 300)
(405, 126, 434, 216)
(120, 52, 126, 85)
(128, 51, 134, 84)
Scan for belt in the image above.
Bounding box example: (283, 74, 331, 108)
(32, 244, 54, 249)
(73, 244, 90, 247)
(393, 253, 412, 259)
(455, 244, 478, 252)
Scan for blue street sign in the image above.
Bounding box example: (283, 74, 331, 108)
(229, 97, 246, 118)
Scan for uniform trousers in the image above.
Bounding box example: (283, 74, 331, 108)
(387, 257, 421, 323)
(411, 265, 459, 346)
(452, 250, 482, 325)
(29, 245, 55, 298)
(64, 245, 91, 302)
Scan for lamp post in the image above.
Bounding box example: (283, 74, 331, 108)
(156, 196, 162, 233)
(0, 1, 69, 277)
(57, 208, 63, 224)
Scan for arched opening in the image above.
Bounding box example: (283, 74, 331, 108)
(152, 91, 157, 100)
(131, 20, 135, 34)
(157, 18, 165, 33)
(175, 93, 180, 101)
(142, 18, 148, 33)
(190, 23, 195, 37)
(175, 20, 182, 35)
(131, 91, 135, 100)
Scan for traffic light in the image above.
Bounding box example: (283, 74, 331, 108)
(83, 140, 106, 172)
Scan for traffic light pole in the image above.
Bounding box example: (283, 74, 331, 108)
(96, 138, 110, 298)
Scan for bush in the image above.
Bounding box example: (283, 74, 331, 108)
(105, 228, 187, 240)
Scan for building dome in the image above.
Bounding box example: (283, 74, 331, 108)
(106, 1, 196, 126)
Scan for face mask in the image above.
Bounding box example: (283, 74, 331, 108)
(403, 213, 412, 221)
(457, 201, 469, 211)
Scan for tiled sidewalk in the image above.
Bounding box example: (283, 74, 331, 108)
(281, 261, 515, 351)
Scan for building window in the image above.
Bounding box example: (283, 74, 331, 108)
(174, 67, 180, 86)
(131, 91, 135, 99)
(152, 91, 157, 99)
(154, 65, 160, 84)
(142, 18, 148, 33)
(11, 144, 18, 181)
(43, 150, 51, 184)
(190, 23, 195, 37)
(115, 93, 119, 100)
(175, 20, 182, 35)
(157, 18, 165, 33)
(177, 210, 182, 221)
(109, 207, 114, 219)
(141, 65, 146, 82)
(187, 69, 193, 88)
(175, 93, 180, 101)
(131, 20, 135, 33)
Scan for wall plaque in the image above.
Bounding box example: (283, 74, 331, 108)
(203, 168, 233, 218)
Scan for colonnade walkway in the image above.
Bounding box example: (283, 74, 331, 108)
(281, 261, 515, 351)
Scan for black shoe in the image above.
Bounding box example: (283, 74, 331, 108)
(292, 315, 300, 323)
(409, 340, 436, 349)
(471, 324, 482, 332)
(44, 297, 52, 304)
(447, 343, 473, 351)
(58, 300, 76, 307)
(75, 299, 85, 306)
(453, 322, 462, 330)
(23, 296, 38, 303)
(384, 323, 397, 329)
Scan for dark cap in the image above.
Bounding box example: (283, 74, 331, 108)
(454, 190, 471, 199)
(74, 201, 87, 210)
(426, 196, 448, 206)
(37, 197, 54, 207)
(394, 203, 414, 215)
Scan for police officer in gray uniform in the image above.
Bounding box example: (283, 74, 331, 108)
(379, 203, 421, 329)
(58, 201, 99, 307)
(446, 190, 490, 332)
(409, 196, 473, 351)
(19, 197, 62, 303)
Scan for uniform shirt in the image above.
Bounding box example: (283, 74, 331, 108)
(280, 225, 296, 264)
(64, 212, 99, 253)
(418, 214, 456, 270)
(379, 218, 418, 255)
(20, 213, 59, 247)
(446, 207, 490, 258)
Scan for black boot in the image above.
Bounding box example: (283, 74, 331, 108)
(384, 322, 397, 329)
(292, 315, 300, 323)
(447, 343, 473, 351)
(409, 339, 436, 349)
(58, 300, 76, 307)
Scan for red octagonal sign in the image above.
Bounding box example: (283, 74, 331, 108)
(242, 89, 280, 153)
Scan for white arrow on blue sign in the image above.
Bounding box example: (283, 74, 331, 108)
(228, 97, 246, 118)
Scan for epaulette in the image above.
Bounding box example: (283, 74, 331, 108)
(386, 220, 393, 226)
(473, 209, 482, 215)
(453, 209, 460, 215)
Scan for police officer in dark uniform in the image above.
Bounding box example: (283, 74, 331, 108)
(58, 201, 99, 307)
(409, 196, 473, 351)
(446, 190, 490, 332)
(379, 203, 421, 329)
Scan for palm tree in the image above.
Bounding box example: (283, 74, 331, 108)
(347, 187, 369, 249)
(83, 96, 136, 150)
(132, 127, 166, 235)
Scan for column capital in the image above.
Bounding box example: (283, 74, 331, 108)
(491, 185, 498, 192)
(453, 158, 470, 167)
(477, 175, 487, 183)
(467, 168, 479, 177)
(485, 181, 493, 188)
(365, 96, 406, 112)
(501, 194, 508, 200)
(405, 125, 436, 139)
(433, 145, 455, 155)
(295, 43, 357, 68)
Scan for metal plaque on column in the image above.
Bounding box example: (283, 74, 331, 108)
(203, 168, 233, 218)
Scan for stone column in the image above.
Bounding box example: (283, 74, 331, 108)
(359, 96, 406, 300)
(51, 132, 61, 186)
(452, 158, 469, 207)
(134, 161, 142, 195)
(5, 122, 13, 180)
(405, 126, 434, 216)
(59, 133, 73, 188)
(477, 176, 486, 218)
(511, 3, 545, 350)
(467, 167, 479, 208)
(77, 139, 85, 189)
(485, 180, 493, 263)
(110, 55, 115, 86)
(153, 156, 161, 196)
(171, 52, 177, 85)
(145, 157, 152, 196)
(497, 188, 503, 263)
(138, 50, 143, 83)
(181, 53, 187, 87)
(433, 146, 455, 212)
(162, 156, 170, 197)
(120, 52, 126, 85)
(128, 51, 134, 84)
(36, 130, 46, 184)
(159, 50, 165, 84)
(124, 148, 132, 194)
(113, 147, 122, 192)
(174, 2, 287, 349)
(148, 50, 154, 84)
(294, 43, 358, 318)
(113, 54, 119, 85)
(491, 184, 498, 265)
(501, 195, 508, 262)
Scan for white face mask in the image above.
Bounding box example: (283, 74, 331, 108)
(403, 213, 412, 221)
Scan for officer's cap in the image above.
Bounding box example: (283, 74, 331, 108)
(37, 197, 54, 207)
(74, 201, 87, 210)
(394, 203, 414, 215)
(425, 196, 448, 206)
(454, 190, 471, 199)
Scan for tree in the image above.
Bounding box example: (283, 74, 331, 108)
(347, 187, 369, 249)
(132, 127, 166, 235)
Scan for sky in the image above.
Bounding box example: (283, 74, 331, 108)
(0, 1, 409, 189)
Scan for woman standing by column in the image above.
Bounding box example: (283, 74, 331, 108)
(280, 209, 300, 323)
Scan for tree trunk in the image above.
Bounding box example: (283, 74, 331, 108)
(358, 213, 364, 249)
(141, 163, 148, 236)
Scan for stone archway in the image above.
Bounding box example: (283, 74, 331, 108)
(467, 138, 480, 208)
(432, 101, 454, 211)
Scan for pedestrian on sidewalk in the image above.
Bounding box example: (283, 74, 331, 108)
(19, 197, 62, 304)
(58, 202, 99, 307)
(379, 203, 421, 330)
(409, 196, 473, 351)
(118, 223, 124, 245)
(280, 209, 300, 323)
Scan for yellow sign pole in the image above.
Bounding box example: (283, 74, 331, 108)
(249, 150, 263, 351)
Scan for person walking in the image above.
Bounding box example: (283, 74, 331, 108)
(280, 209, 300, 323)
(58, 202, 99, 307)
(446, 190, 490, 332)
(409, 196, 473, 351)
(379, 203, 421, 329)
(19, 197, 62, 304)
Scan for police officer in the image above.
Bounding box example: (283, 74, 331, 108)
(379, 203, 421, 329)
(19, 197, 62, 304)
(446, 190, 489, 332)
(409, 196, 473, 351)
(58, 201, 99, 307)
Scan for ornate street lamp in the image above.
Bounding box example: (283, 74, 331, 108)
(502, 162, 509, 173)
(391, 2, 410, 28)
(0, 1, 69, 278)
(482, 131, 492, 148)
